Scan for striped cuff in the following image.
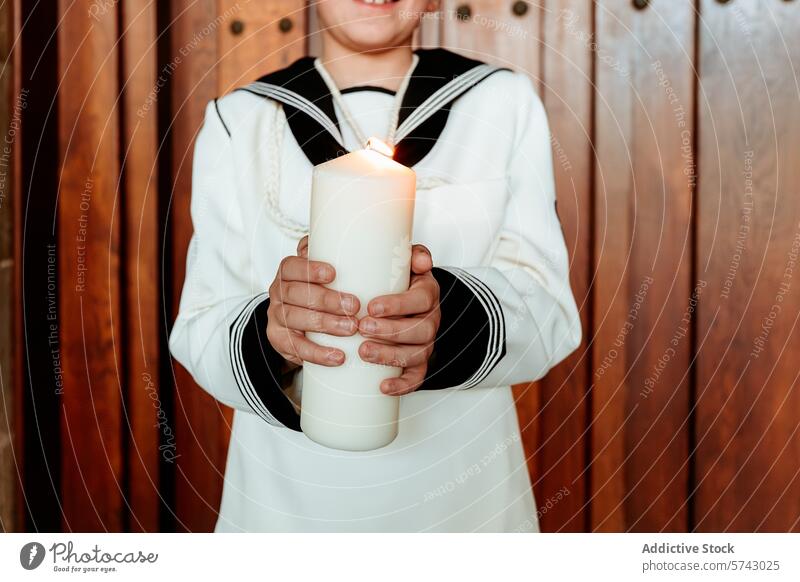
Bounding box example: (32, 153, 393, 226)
(229, 294, 301, 430)
(420, 267, 506, 390)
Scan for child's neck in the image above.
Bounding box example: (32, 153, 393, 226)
(319, 40, 414, 92)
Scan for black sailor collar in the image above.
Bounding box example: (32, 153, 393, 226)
(237, 49, 508, 167)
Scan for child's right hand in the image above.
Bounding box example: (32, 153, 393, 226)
(266, 236, 360, 368)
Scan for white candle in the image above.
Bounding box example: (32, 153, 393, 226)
(300, 138, 416, 451)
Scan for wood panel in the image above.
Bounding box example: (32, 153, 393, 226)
(8, 0, 800, 534)
(439, 0, 541, 75)
(120, 0, 161, 533)
(537, 0, 593, 533)
(218, 0, 308, 92)
(591, 0, 694, 531)
(0, 0, 18, 533)
(10, 0, 24, 536)
(19, 0, 63, 533)
(168, 0, 224, 534)
(57, 0, 124, 531)
(307, 1, 323, 57)
(694, 0, 800, 532)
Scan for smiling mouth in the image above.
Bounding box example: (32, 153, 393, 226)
(354, 0, 402, 5)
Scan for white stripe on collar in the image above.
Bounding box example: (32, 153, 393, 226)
(242, 64, 502, 154)
(394, 64, 502, 143)
(244, 81, 346, 146)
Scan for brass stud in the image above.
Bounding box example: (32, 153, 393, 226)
(512, 1, 529, 16)
(456, 4, 471, 21)
(279, 17, 293, 33)
(230, 20, 244, 35)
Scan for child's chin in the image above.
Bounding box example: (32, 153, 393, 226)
(339, 23, 409, 51)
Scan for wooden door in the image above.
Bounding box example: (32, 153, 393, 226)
(11, 0, 800, 533)
(694, 0, 800, 532)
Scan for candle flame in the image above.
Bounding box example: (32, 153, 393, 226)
(365, 137, 394, 158)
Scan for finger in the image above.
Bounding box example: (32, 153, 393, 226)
(297, 236, 309, 257)
(279, 281, 360, 315)
(358, 315, 437, 344)
(279, 256, 335, 284)
(279, 329, 346, 367)
(276, 304, 357, 336)
(411, 244, 433, 275)
(381, 365, 427, 395)
(368, 276, 437, 317)
(359, 341, 431, 368)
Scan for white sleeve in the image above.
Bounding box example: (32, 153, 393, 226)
(168, 99, 301, 430)
(421, 75, 581, 390)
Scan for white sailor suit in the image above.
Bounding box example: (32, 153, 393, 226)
(169, 49, 582, 532)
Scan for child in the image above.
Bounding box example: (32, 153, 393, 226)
(170, 0, 581, 532)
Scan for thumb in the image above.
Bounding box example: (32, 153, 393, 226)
(297, 235, 309, 258)
(411, 244, 433, 274)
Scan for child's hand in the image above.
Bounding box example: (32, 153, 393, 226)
(266, 236, 360, 367)
(357, 245, 441, 396)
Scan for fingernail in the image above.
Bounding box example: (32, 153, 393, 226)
(361, 344, 376, 359)
(361, 319, 377, 333)
(381, 381, 394, 394)
(327, 350, 344, 363)
(319, 267, 333, 281)
(338, 318, 355, 332)
(372, 303, 384, 316)
(341, 295, 356, 313)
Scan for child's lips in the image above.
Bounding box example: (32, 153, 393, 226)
(353, 0, 401, 6)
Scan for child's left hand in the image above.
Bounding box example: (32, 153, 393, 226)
(358, 244, 441, 396)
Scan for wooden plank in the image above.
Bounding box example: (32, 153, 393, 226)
(169, 0, 225, 533)
(415, 5, 441, 49)
(57, 0, 124, 531)
(306, 1, 322, 57)
(591, 0, 694, 531)
(120, 0, 161, 533)
(217, 0, 308, 92)
(439, 0, 541, 75)
(694, 0, 800, 532)
(18, 0, 63, 533)
(536, 0, 593, 533)
(0, 0, 17, 533)
(590, 1, 635, 530)
(10, 0, 24, 535)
